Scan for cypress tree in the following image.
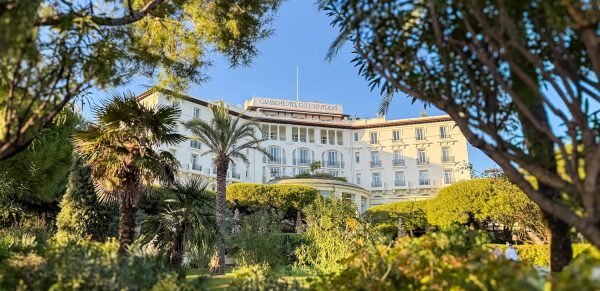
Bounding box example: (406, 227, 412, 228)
(56, 157, 118, 241)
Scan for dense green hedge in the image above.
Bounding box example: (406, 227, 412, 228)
(365, 200, 428, 238)
(227, 183, 319, 213)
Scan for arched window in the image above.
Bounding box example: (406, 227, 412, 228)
(293, 147, 313, 166)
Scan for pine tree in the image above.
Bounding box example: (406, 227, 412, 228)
(56, 157, 118, 241)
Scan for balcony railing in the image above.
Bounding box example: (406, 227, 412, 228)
(416, 158, 430, 165)
(293, 158, 312, 166)
(370, 160, 382, 168)
(371, 181, 382, 187)
(232, 173, 241, 179)
(392, 159, 406, 166)
(268, 156, 285, 165)
(418, 179, 432, 186)
(394, 180, 407, 187)
(442, 156, 455, 163)
(443, 177, 456, 185)
(323, 160, 343, 168)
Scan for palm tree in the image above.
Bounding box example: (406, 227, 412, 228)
(140, 177, 217, 266)
(184, 101, 268, 274)
(74, 92, 184, 255)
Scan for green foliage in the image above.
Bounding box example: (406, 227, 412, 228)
(294, 197, 366, 274)
(0, 234, 199, 290)
(227, 183, 319, 214)
(0, 108, 79, 206)
(230, 210, 305, 268)
(0, 0, 283, 161)
(74, 92, 185, 253)
(56, 157, 119, 241)
(553, 248, 600, 290)
(309, 228, 545, 290)
(365, 200, 428, 239)
(140, 178, 217, 266)
(228, 264, 303, 291)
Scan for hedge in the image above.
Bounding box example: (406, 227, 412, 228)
(226, 183, 319, 213)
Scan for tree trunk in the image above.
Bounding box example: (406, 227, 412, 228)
(169, 222, 186, 266)
(210, 157, 229, 275)
(543, 210, 573, 272)
(118, 194, 137, 257)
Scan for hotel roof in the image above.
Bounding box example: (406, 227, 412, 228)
(136, 89, 453, 129)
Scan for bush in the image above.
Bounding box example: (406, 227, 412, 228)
(294, 197, 367, 274)
(365, 200, 428, 239)
(309, 228, 545, 290)
(231, 210, 304, 267)
(56, 158, 118, 241)
(228, 264, 303, 291)
(0, 234, 199, 290)
(227, 183, 318, 215)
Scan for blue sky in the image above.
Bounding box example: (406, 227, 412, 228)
(107, 0, 497, 172)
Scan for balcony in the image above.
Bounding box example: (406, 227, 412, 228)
(268, 156, 285, 165)
(416, 158, 430, 166)
(418, 179, 432, 186)
(293, 158, 312, 166)
(232, 173, 241, 179)
(392, 159, 406, 167)
(323, 160, 343, 168)
(442, 156, 455, 163)
(370, 160, 382, 168)
(394, 180, 407, 187)
(371, 181, 382, 188)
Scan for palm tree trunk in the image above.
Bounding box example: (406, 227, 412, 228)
(169, 222, 186, 266)
(210, 158, 229, 274)
(118, 193, 137, 256)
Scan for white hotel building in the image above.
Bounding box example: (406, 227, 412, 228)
(139, 91, 471, 209)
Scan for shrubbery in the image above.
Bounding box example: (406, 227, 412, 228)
(56, 158, 119, 241)
(227, 183, 318, 218)
(365, 200, 428, 239)
(0, 234, 199, 290)
(309, 228, 546, 290)
(230, 210, 304, 268)
(294, 197, 366, 274)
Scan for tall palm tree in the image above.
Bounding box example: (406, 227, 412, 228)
(74, 92, 184, 255)
(184, 101, 268, 274)
(140, 177, 217, 266)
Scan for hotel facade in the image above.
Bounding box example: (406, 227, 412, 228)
(139, 91, 471, 210)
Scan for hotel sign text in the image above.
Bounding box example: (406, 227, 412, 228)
(250, 97, 343, 114)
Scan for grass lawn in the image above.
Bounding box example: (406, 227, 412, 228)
(187, 267, 313, 290)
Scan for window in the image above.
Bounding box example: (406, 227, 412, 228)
(353, 132, 359, 142)
(193, 108, 201, 120)
(415, 128, 425, 141)
(269, 125, 278, 140)
(355, 152, 360, 163)
(444, 169, 454, 184)
(370, 151, 380, 162)
(417, 149, 427, 164)
(419, 170, 430, 185)
(371, 172, 381, 187)
(269, 167, 281, 178)
(336, 131, 343, 145)
(442, 147, 452, 162)
(356, 173, 361, 185)
(190, 139, 201, 149)
(393, 150, 405, 166)
(299, 128, 307, 142)
(268, 146, 281, 163)
(328, 130, 335, 145)
(392, 130, 401, 141)
(191, 154, 201, 171)
(292, 127, 299, 142)
(298, 148, 310, 164)
(395, 171, 406, 186)
(439, 126, 449, 139)
(330, 171, 339, 177)
(370, 132, 379, 144)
